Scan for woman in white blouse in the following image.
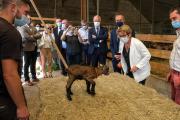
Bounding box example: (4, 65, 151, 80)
(117, 25, 151, 85)
(39, 24, 53, 78)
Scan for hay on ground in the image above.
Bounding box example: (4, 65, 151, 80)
(31, 73, 180, 120)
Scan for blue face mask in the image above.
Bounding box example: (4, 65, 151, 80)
(14, 15, 30, 27)
(116, 21, 124, 27)
(172, 21, 180, 29)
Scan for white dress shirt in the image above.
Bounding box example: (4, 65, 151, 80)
(78, 27, 89, 45)
(170, 31, 180, 72)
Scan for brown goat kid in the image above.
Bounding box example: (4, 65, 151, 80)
(66, 65, 109, 101)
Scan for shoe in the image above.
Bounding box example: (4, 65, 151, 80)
(32, 78, 40, 82)
(25, 81, 34, 86)
(48, 74, 53, 78)
(43, 75, 48, 78)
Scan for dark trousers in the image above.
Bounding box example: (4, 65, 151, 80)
(81, 44, 90, 65)
(67, 53, 81, 66)
(91, 48, 106, 67)
(24, 50, 38, 81)
(0, 95, 17, 120)
(60, 48, 67, 75)
(112, 58, 122, 73)
(127, 72, 146, 85)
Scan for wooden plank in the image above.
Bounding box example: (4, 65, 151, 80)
(148, 48, 171, 59)
(81, 0, 87, 21)
(107, 48, 171, 60)
(136, 34, 176, 43)
(31, 17, 56, 21)
(150, 61, 169, 79)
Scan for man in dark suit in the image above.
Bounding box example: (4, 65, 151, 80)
(53, 19, 68, 76)
(110, 13, 135, 73)
(89, 15, 108, 67)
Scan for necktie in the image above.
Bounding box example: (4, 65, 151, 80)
(96, 27, 99, 36)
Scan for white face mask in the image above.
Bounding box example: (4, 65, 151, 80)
(120, 36, 129, 43)
(36, 27, 40, 31)
(94, 22, 100, 28)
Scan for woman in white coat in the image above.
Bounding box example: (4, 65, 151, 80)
(117, 25, 151, 85)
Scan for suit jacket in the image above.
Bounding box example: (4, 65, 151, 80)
(110, 29, 119, 58)
(88, 26, 108, 54)
(17, 25, 41, 51)
(53, 27, 63, 50)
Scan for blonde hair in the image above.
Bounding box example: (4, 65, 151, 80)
(117, 25, 132, 34)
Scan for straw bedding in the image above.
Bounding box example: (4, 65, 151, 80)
(34, 73, 180, 120)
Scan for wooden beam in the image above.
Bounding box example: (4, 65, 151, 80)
(81, 0, 87, 21)
(31, 17, 56, 21)
(150, 61, 169, 79)
(148, 48, 171, 59)
(136, 34, 176, 43)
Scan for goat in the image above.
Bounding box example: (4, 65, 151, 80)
(66, 65, 109, 101)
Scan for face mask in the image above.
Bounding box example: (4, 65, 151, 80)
(61, 24, 66, 30)
(14, 15, 30, 27)
(94, 22, 100, 28)
(172, 21, 180, 29)
(116, 21, 124, 27)
(82, 25, 88, 30)
(36, 27, 40, 31)
(56, 22, 62, 27)
(120, 36, 129, 43)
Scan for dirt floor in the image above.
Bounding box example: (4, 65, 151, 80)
(24, 73, 180, 120)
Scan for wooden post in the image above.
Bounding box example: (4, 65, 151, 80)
(81, 0, 87, 21)
(30, 0, 69, 69)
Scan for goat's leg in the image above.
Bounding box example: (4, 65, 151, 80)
(86, 80, 91, 94)
(66, 78, 74, 101)
(88, 80, 96, 96)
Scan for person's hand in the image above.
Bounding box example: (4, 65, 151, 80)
(130, 65, 139, 73)
(114, 54, 121, 61)
(92, 35, 96, 39)
(17, 106, 30, 120)
(117, 63, 122, 69)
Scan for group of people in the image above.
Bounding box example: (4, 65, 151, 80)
(1, 0, 180, 119)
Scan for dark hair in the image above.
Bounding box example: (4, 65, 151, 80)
(169, 5, 180, 14)
(0, 0, 14, 10)
(17, 0, 31, 7)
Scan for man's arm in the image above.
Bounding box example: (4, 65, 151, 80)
(18, 26, 36, 42)
(2, 59, 29, 118)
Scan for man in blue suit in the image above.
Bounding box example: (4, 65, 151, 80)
(53, 19, 68, 76)
(89, 15, 108, 67)
(110, 14, 135, 73)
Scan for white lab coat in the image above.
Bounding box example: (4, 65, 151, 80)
(118, 37, 151, 82)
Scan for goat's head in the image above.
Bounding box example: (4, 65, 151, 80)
(99, 64, 109, 75)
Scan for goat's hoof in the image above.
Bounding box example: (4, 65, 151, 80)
(87, 90, 91, 94)
(67, 97, 72, 101)
(70, 91, 73, 95)
(90, 92, 96, 96)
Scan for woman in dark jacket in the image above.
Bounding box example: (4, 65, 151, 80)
(61, 25, 81, 65)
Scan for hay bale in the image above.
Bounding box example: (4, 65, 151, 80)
(34, 73, 180, 120)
